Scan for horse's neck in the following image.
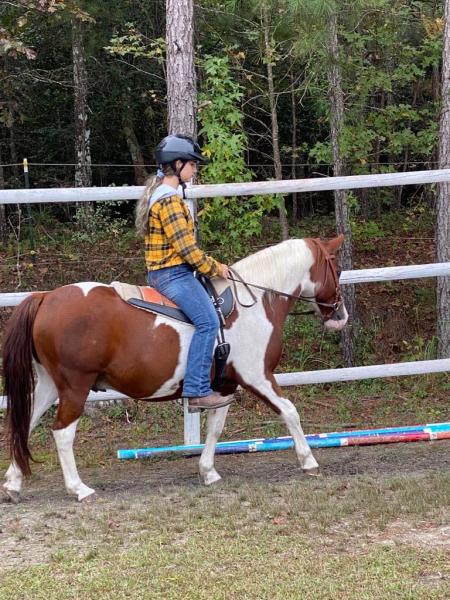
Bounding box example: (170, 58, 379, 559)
(232, 239, 314, 294)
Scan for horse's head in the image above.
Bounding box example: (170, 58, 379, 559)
(306, 235, 348, 332)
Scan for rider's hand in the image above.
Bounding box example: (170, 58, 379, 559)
(220, 264, 230, 279)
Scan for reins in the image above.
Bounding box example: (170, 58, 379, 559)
(227, 266, 342, 316)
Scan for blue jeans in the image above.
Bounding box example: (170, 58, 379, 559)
(147, 264, 220, 397)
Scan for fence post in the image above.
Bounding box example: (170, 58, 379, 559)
(23, 159, 35, 254)
(183, 189, 201, 445)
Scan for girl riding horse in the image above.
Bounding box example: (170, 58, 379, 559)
(135, 134, 232, 412)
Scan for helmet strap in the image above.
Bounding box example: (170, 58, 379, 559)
(172, 159, 188, 183)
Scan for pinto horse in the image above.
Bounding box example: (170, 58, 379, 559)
(3, 236, 347, 502)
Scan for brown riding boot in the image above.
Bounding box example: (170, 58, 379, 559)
(187, 392, 233, 413)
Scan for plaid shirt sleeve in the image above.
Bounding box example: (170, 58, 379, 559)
(159, 196, 221, 277)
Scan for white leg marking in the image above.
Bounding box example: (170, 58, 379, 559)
(52, 419, 95, 501)
(4, 363, 58, 497)
(4, 463, 23, 496)
(248, 379, 318, 471)
(199, 403, 231, 485)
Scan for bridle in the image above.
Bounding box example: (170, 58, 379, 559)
(227, 239, 344, 321)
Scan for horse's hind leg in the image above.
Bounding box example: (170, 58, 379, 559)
(199, 400, 232, 485)
(4, 362, 58, 502)
(248, 377, 319, 474)
(51, 383, 96, 501)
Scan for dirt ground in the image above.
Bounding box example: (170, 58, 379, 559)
(1, 438, 449, 571)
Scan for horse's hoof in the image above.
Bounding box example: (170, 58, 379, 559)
(202, 471, 222, 486)
(78, 490, 98, 503)
(3, 489, 21, 504)
(303, 467, 321, 477)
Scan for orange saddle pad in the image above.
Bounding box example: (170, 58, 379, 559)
(139, 286, 178, 309)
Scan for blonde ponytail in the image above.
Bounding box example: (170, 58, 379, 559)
(135, 175, 162, 237)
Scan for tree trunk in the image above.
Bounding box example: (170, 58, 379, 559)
(72, 16, 92, 188)
(122, 113, 149, 185)
(327, 12, 358, 367)
(431, 1, 441, 175)
(436, 0, 450, 358)
(291, 74, 298, 222)
(262, 4, 289, 240)
(431, 62, 441, 173)
(0, 144, 7, 244)
(166, 0, 197, 137)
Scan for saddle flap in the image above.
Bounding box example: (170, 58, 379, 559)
(128, 298, 192, 324)
(215, 286, 234, 319)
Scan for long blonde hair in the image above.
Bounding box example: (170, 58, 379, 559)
(135, 164, 176, 237)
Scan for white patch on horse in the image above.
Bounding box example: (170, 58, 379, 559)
(71, 282, 109, 297)
(52, 419, 95, 501)
(150, 315, 194, 397)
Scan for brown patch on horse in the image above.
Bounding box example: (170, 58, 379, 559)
(306, 238, 326, 292)
(306, 236, 343, 319)
(224, 306, 239, 330)
(241, 288, 301, 411)
(32, 285, 182, 421)
(263, 288, 300, 373)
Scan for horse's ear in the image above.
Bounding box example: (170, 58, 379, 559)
(325, 234, 345, 254)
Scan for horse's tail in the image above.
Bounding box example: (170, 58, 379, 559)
(3, 293, 46, 476)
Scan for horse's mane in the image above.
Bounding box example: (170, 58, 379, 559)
(231, 239, 309, 290)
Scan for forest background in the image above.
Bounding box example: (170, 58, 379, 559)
(0, 0, 449, 375)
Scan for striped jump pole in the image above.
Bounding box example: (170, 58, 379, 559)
(117, 422, 450, 460)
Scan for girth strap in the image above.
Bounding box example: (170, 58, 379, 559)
(197, 275, 231, 388)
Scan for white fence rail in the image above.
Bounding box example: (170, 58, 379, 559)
(2, 168, 450, 205)
(2, 263, 449, 308)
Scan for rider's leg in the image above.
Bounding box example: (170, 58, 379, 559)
(148, 265, 232, 409)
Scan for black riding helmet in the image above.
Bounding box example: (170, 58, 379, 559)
(155, 134, 208, 165)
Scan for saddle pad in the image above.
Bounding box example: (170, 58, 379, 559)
(140, 286, 178, 308)
(110, 281, 177, 308)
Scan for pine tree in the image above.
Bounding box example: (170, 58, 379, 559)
(436, 0, 450, 357)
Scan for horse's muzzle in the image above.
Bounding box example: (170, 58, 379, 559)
(323, 303, 348, 331)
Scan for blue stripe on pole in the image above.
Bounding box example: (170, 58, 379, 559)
(116, 422, 450, 459)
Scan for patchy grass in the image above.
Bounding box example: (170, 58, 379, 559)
(1, 471, 449, 599)
(1, 538, 448, 599)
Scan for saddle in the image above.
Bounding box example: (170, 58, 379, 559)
(110, 280, 234, 325)
(111, 278, 235, 388)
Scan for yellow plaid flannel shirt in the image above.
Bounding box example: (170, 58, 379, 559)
(145, 194, 221, 277)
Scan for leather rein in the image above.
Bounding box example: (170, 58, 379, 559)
(227, 241, 343, 319)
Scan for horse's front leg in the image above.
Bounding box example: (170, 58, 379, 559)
(248, 376, 319, 474)
(199, 399, 232, 485)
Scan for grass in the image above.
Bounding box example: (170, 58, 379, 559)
(1, 472, 449, 599)
(1, 538, 448, 599)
